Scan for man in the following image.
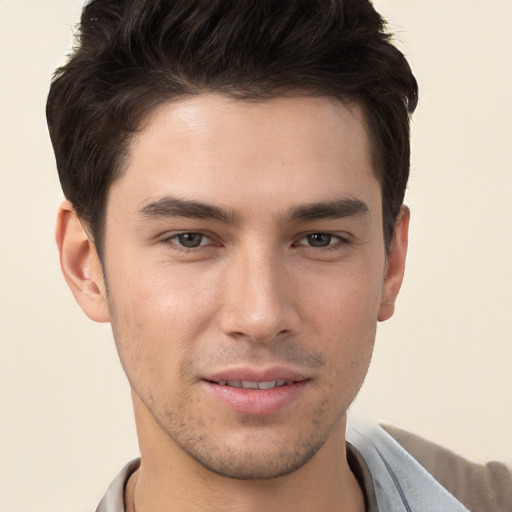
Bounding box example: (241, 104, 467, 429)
(46, 0, 511, 511)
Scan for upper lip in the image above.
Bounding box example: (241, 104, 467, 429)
(203, 366, 309, 383)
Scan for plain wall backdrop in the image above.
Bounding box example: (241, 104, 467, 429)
(0, 0, 511, 510)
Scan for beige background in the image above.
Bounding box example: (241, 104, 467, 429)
(1, 0, 511, 510)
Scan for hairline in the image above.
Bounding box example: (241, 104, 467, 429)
(83, 90, 395, 262)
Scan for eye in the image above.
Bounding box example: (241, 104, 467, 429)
(297, 233, 341, 248)
(165, 232, 212, 249)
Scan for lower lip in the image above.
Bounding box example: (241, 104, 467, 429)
(203, 380, 308, 415)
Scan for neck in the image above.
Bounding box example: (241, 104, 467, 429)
(129, 395, 365, 512)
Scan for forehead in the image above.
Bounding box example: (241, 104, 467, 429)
(111, 93, 380, 219)
(134, 93, 371, 163)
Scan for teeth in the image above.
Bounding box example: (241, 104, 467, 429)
(216, 380, 289, 389)
(257, 381, 275, 390)
(242, 381, 259, 389)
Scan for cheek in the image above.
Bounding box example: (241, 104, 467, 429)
(299, 262, 382, 375)
(302, 262, 383, 333)
(106, 261, 220, 388)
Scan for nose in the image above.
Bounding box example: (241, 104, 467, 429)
(219, 244, 300, 343)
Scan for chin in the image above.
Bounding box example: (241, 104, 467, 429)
(184, 436, 326, 480)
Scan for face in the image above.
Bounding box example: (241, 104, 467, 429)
(96, 94, 403, 479)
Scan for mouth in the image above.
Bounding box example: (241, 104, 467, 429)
(202, 371, 310, 415)
(211, 379, 292, 389)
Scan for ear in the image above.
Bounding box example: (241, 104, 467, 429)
(378, 206, 410, 322)
(55, 200, 110, 323)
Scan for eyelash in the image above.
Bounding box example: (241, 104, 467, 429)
(294, 233, 350, 250)
(160, 232, 217, 251)
(160, 231, 351, 252)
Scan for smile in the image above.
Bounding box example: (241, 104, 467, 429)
(215, 380, 289, 389)
(203, 376, 309, 415)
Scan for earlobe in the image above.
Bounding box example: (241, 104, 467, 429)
(378, 206, 410, 322)
(56, 200, 110, 323)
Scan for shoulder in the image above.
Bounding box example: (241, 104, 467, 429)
(381, 424, 512, 512)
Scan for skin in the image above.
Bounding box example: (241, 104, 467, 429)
(57, 94, 409, 512)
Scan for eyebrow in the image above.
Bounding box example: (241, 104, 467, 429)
(138, 197, 240, 224)
(288, 198, 369, 222)
(138, 196, 369, 224)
